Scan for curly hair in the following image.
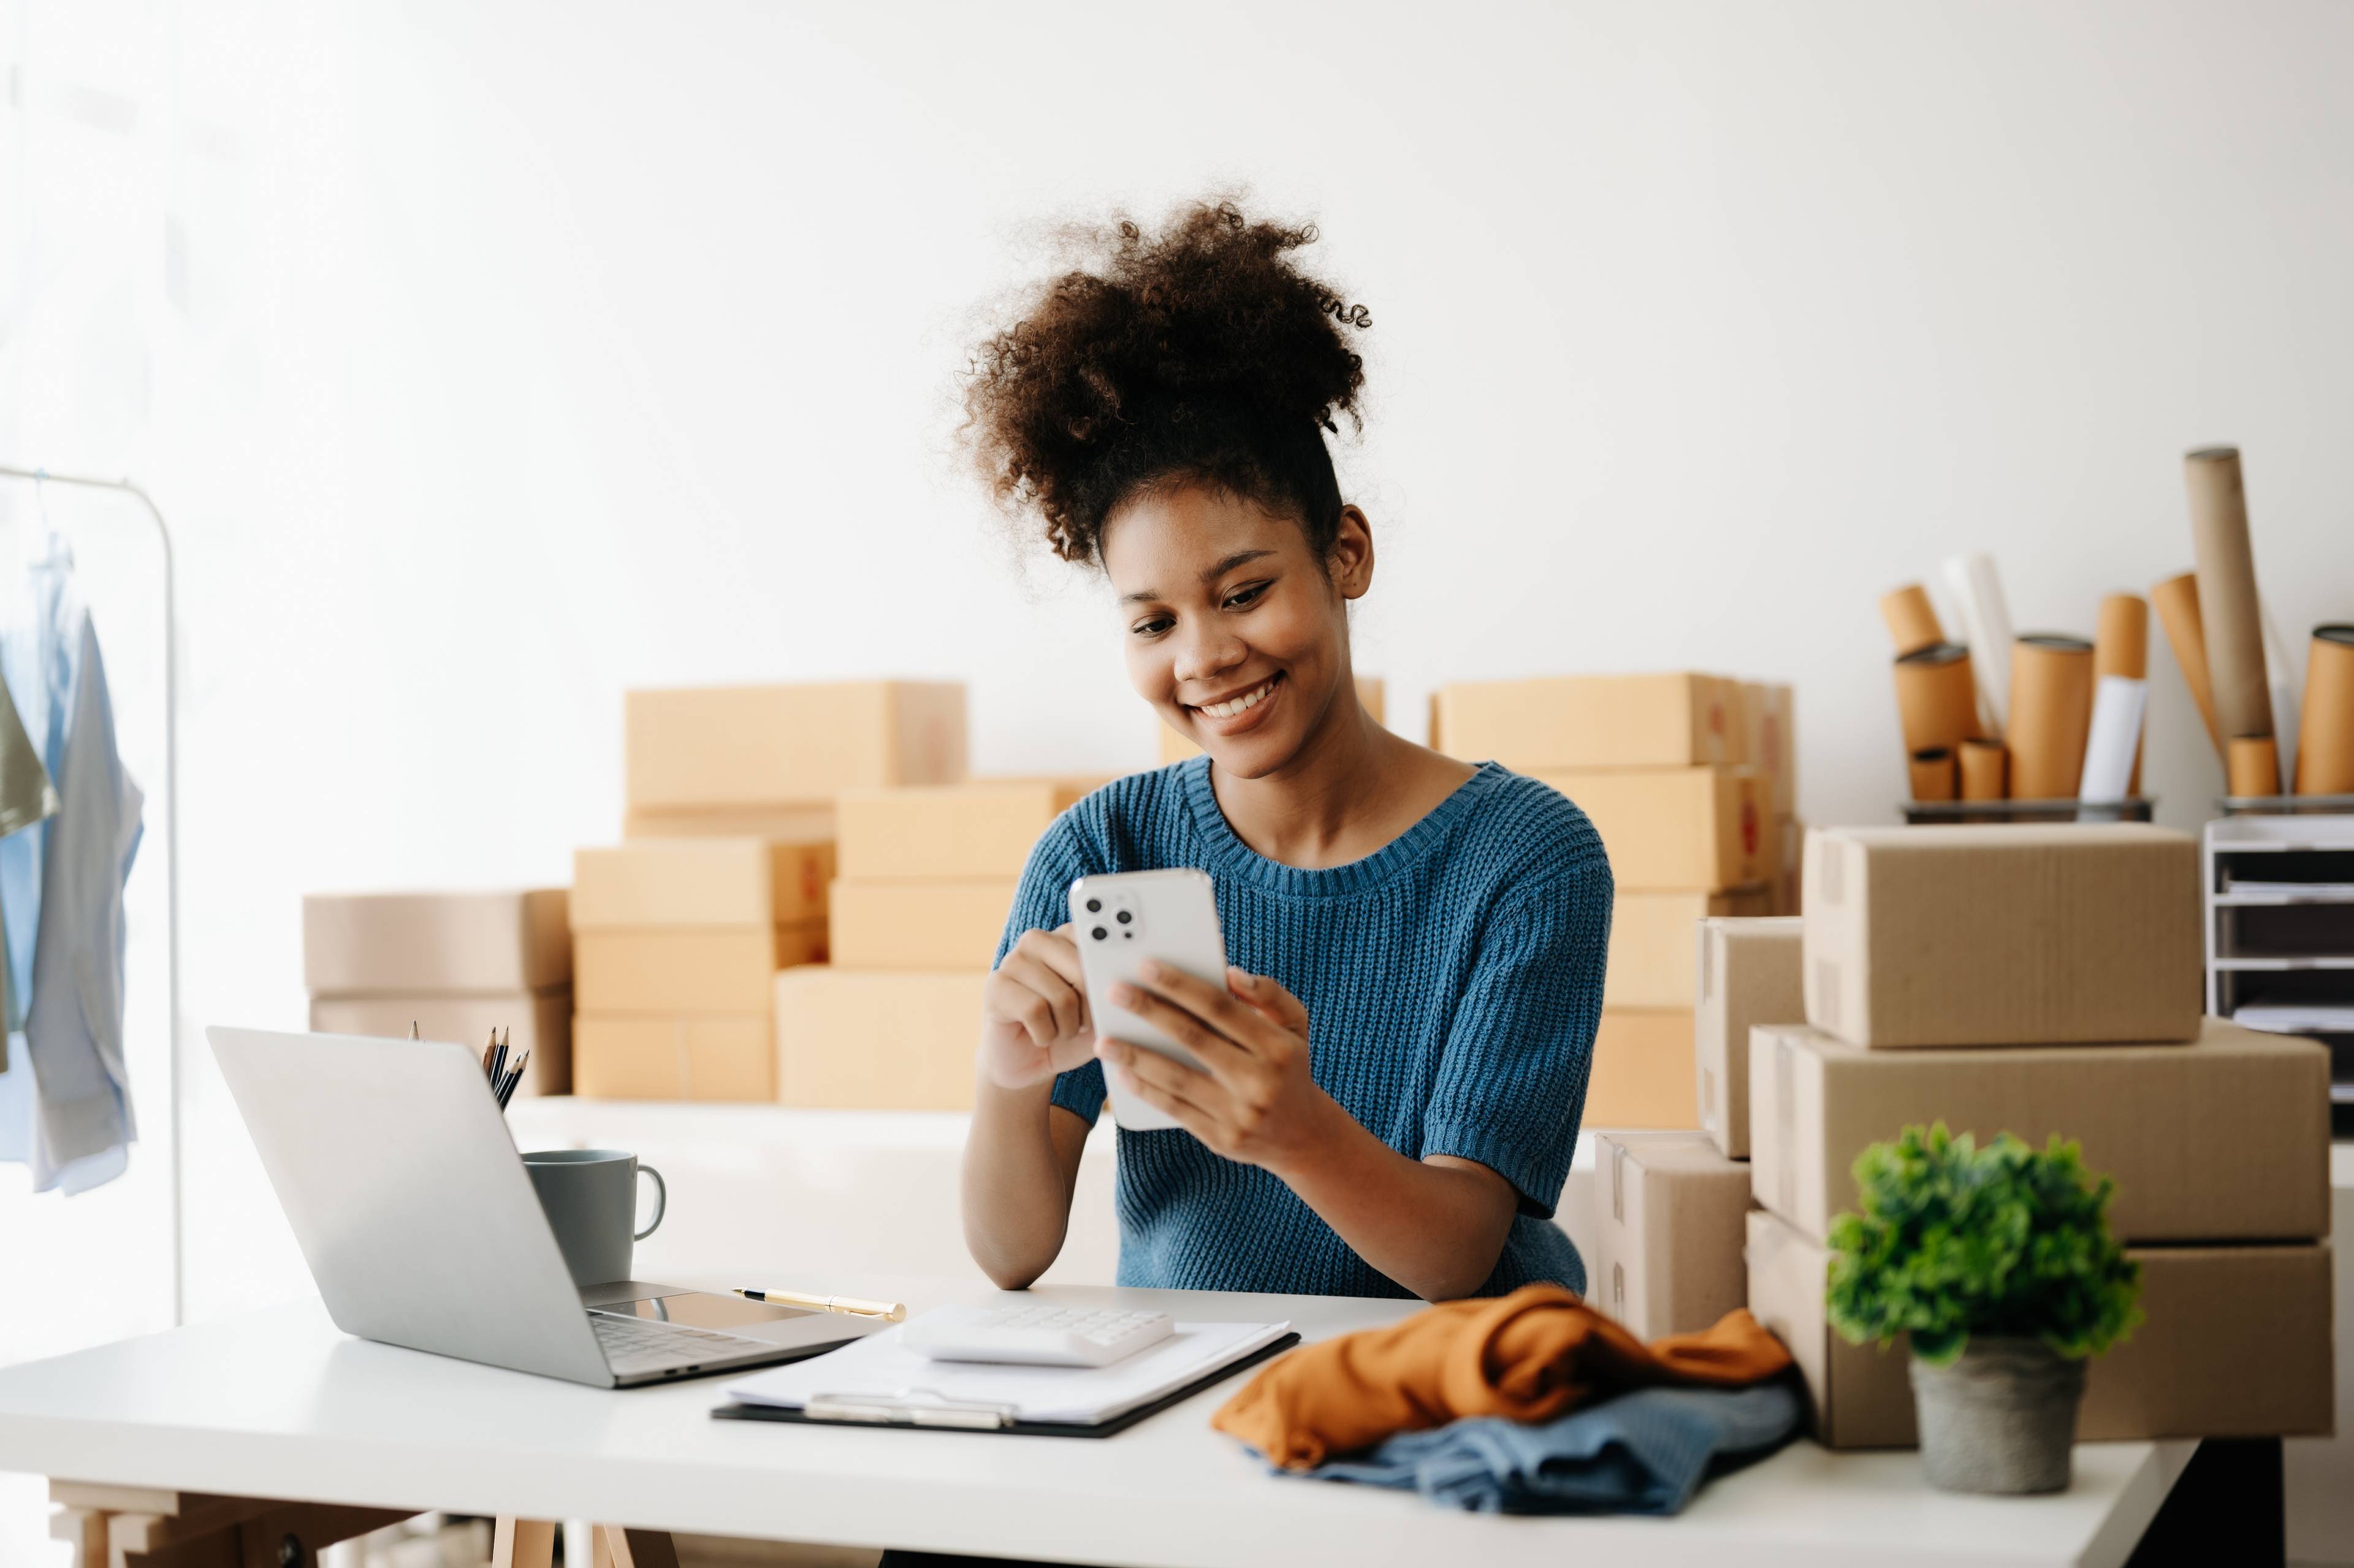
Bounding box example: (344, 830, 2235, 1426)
(963, 199, 1370, 565)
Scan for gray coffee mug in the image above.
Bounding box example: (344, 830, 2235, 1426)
(522, 1149, 666, 1287)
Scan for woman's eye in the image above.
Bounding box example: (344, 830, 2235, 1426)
(1130, 616, 1173, 637)
(1223, 582, 1270, 610)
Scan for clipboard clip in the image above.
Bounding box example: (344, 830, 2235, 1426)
(804, 1390, 1020, 1430)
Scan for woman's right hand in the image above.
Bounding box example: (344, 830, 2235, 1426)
(980, 924, 1097, 1089)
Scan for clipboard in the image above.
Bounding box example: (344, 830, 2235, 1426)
(710, 1331, 1298, 1438)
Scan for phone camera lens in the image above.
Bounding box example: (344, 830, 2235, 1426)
(1091, 926, 1108, 941)
(1085, 899, 1102, 913)
(1116, 910, 1132, 924)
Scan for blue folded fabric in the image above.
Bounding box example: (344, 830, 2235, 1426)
(1297, 1378, 1804, 1515)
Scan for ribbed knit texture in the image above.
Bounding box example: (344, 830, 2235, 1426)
(994, 755, 1612, 1300)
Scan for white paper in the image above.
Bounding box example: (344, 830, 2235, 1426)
(1941, 552, 2013, 739)
(2077, 675, 2148, 806)
(725, 1317, 1292, 1425)
(2233, 1002, 2354, 1033)
(2261, 599, 2301, 793)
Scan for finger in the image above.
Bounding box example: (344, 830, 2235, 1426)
(1100, 1038, 1233, 1119)
(1227, 967, 1311, 1032)
(999, 953, 1086, 1041)
(1110, 981, 1251, 1076)
(1101, 1042, 1225, 1133)
(1137, 960, 1267, 1041)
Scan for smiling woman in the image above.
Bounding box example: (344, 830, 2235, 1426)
(956, 199, 1612, 1309)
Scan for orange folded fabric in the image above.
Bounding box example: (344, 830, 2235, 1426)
(1212, 1284, 1793, 1471)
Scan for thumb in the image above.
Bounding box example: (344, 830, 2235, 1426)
(1227, 967, 1309, 1029)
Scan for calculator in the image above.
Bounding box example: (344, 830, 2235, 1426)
(902, 1304, 1176, 1368)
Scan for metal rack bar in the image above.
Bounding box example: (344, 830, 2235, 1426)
(0, 463, 182, 1327)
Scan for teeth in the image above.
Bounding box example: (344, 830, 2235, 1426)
(1201, 679, 1275, 719)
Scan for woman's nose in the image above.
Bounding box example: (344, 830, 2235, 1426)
(1172, 627, 1247, 687)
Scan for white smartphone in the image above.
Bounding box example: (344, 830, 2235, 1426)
(1067, 869, 1227, 1134)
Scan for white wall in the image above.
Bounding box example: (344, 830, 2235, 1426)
(3, 0, 2352, 1482)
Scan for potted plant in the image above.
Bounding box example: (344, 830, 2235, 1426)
(1825, 1123, 2143, 1494)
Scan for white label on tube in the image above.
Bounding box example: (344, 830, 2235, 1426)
(1940, 552, 2014, 737)
(2078, 674, 2147, 804)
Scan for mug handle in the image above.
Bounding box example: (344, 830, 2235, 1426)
(634, 1165, 667, 1241)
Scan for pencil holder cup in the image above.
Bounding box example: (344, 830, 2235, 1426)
(522, 1148, 666, 1287)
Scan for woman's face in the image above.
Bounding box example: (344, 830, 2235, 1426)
(1099, 484, 1373, 780)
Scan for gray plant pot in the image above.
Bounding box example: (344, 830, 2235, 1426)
(1908, 1337, 2086, 1494)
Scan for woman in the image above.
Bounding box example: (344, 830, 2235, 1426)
(959, 200, 1610, 1303)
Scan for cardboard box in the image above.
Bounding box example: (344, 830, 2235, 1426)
(307, 991, 571, 1095)
(1433, 673, 1745, 770)
(1772, 816, 1804, 915)
(1695, 915, 1804, 1157)
(1162, 677, 1386, 764)
(573, 839, 834, 929)
(830, 879, 1018, 972)
(574, 1014, 774, 1102)
(1802, 824, 2201, 1048)
(303, 889, 570, 996)
(625, 680, 967, 812)
(575, 925, 826, 1014)
(1606, 888, 1773, 1009)
(1739, 682, 1796, 819)
(1747, 1209, 2336, 1446)
(1590, 1133, 1753, 1341)
(623, 805, 835, 842)
(774, 967, 988, 1111)
(838, 781, 1094, 881)
(1535, 767, 1769, 891)
(1583, 1008, 1698, 1129)
(1748, 1020, 2331, 1244)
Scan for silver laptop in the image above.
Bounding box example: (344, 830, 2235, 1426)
(208, 1026, 880, 1387)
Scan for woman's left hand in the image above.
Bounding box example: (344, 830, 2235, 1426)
(1100, 962, 1341, 1172)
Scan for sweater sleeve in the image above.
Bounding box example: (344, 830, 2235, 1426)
(1420, 854, 1612, 1218)
(993, 813, 1108, 1127)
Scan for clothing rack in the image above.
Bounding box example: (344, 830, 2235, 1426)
(0, 463, 183, 1326)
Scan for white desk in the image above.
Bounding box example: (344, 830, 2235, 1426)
(0, 1282, 2196, 1568)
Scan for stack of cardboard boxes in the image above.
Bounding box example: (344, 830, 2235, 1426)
(775, 780, 1092, 1110)
(1431, 672, 1797, 1128)
(1585, 915, 1804, 1338)
(571, 681, 966, 1102)
(1744, 824, 2335, 1445)
(303, 889, 574, 1095)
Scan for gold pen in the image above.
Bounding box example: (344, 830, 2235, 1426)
(734, 1287, 907, 1322)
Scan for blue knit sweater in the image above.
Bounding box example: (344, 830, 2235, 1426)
(996, 756, 1612, 1300)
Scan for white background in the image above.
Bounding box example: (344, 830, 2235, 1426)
(2, 0, 2352, 1557)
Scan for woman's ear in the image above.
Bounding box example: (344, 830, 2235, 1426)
(1325, 506, 1376, 601)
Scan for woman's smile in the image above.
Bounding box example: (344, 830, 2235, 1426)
(1190, 671, 1285, 731)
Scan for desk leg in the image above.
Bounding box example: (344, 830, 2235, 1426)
(492, 1518, 559, 1568)
(2124, 1437, 2285, 1568)
(591, 1524, 682, 1568)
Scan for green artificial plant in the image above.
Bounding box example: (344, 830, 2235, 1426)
(1825, 1123, 2143, 1367)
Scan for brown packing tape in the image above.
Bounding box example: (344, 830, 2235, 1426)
(2296, 626, 2354, 795)
(1958, 739, 2008, 802)
(2095, 595, 2149, 794)
(2183, 447, 2274, 747)
(1906, 749, 1956, 802)
(2006, 635, 2094, 799)
(1879, 585, 1944, 657)
(2149, 571, 2224, 756)
(2228, 734, 2281, 797)
(1891, 643, 1977, 757)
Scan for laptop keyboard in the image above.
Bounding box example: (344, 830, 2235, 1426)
(589, 1309, 774, 1376)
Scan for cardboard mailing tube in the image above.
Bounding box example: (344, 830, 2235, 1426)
(2261, 603, 2302, 792)
(1892, 643, 1979, 758)
(2297, 625, 2354, 795)
(2150, 572, 2223, 757)
(1880, 585, 1945, 657)
(2229, 734, 2281, 798)
(1909, 748, 1958, 802)
(2008, 634, 2096, 799)
(2184, 447, 2274, 749)
(1959, 739, 2009, 801)
(2095, 593, 2149, 794)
